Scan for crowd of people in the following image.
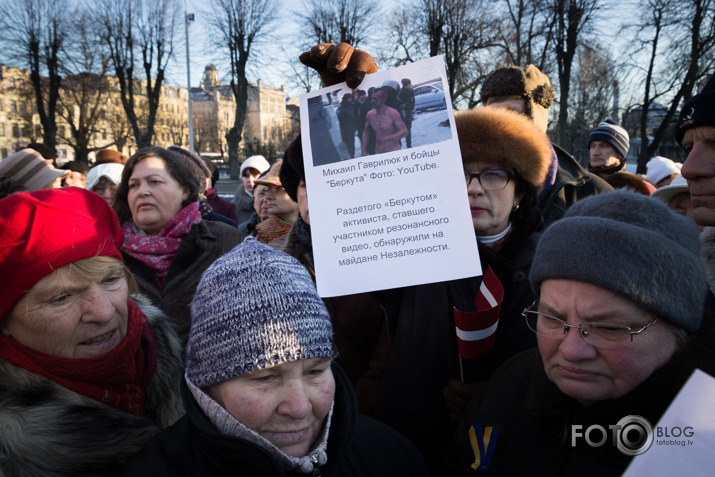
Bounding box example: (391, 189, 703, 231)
(0, 41, 714, 476)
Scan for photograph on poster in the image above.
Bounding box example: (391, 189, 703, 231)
(305, 64, 453, 167)
(299, 56, 480, 298)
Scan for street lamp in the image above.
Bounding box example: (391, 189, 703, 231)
(184, 2, 195, 151)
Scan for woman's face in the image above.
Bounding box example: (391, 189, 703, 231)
(465, 161, 519, 236)
(262, 184, 299, 222)
(92, 176, 119, 205)
(253, 184, 271, 221)
(538, 279, 678, 406)
(297, 180, 310, 224)
(670, 192, 702, 231)
(207, 357, 335, 457)
(242, 167, 261, 194)
(127, 156, 189, 235)
(1, 261, 129, 359)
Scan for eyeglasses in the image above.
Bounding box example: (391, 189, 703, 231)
(522, 301, 658, 349)
(464, 169, 514, 190)
(257, 186, 286, 197)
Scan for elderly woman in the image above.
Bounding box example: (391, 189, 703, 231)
(0, 187, 183, 475)
(121, 239, 429, 476)
(113, 147, 244, 348)
(445, 191, 715, 476)
(368, 107, 552, 471)
(87, 162, 125, 205)
(253, 160, 300, 243)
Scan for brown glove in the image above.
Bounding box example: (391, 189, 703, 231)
(299, 42, 377, 89)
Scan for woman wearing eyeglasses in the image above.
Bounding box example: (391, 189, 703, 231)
(368, 106, 553, 472)
(445, 190, 715, 476)
(253, 160, 300, 244)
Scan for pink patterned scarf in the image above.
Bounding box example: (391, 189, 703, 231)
(122, 201, 202, 287)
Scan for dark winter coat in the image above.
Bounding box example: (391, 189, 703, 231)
(269, 221, 387, 415)
(374, 226, 540, 472)
(120, 364, 429, 477)
(205, 188, 239, 224)
(0, 295, 185, 477)
(444, 312, 715, 476)
(541, 145, 612, 228)
(122, 220, 244, 348)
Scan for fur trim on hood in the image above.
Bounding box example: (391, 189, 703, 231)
(0, 294, 184, 476)
(455, 106, 552, 188)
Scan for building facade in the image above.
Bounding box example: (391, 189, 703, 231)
(0, 63, 295, 165)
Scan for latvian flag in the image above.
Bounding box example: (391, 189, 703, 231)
(453, 267, 504, 359)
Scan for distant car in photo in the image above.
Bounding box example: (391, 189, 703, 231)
(414, 83, 446, 112)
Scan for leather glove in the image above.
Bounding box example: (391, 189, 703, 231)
(299, 42, 377, 89)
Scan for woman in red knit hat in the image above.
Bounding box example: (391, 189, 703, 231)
(0, 187, 184, 475)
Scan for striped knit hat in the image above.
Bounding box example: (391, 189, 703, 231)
(588, 120, 630, 160)
(0, 149, 67, 191)
(186, 238, 335, 388)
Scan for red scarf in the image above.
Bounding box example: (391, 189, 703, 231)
(0, 299, 157, 417)
(256, 215, 293, 243)
(122, 201, 202, 287)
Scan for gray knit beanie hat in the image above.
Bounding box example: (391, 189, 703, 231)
(530, 190, 707, 333)
(186, 237, 336, 388)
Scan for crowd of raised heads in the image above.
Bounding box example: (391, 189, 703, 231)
(0, 42, 714, 476)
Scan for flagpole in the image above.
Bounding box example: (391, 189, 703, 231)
(459, 354, 465, 383)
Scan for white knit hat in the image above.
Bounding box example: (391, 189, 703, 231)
(647, 156, 682, 186)
(86, 163, 125, 190)
(240, 155, 270, 177)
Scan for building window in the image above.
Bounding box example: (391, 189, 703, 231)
(35, 125, 41, 137)
(58, 126, 65, 138)
(1, 149, 7, 159)
(12, 123, 19, 137)
(0, 98, 3, 111)
(102, 128, 107, 140)
(10, 101, 17, 113)
(0, 123, 4, 136)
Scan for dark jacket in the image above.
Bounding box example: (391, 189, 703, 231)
(269, 221, 387, 415)
(444, 312, 715, 476)
(541, 145, 612, 228)
(205, 188, 239, 223)
(120, 364, 429, 477)
(374, 226, 540, 472)
(0, 295, 185, 477)
(123, 220, 244, 348)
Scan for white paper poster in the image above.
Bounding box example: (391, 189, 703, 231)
(622, 369, 715, 476)
(299, 56, 480, 297)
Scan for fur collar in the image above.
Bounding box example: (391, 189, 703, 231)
(0, 294, 184, 476)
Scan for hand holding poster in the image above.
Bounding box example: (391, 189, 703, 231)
(299, 56, 480, 297)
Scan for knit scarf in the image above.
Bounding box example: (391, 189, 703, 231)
(187, 377, 332, 474)
(0, 299, 156, 417)
(122, 201, 202, 287)
(256, 215, 293, 243)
